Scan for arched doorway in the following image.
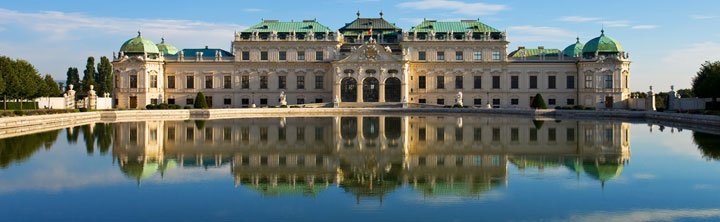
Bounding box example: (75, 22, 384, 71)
(384, 77, 401, 102)
(363, 77, 380, 102)
(341, 77, 357, 102)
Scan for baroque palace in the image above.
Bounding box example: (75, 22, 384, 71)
(112, 12, 630, 109)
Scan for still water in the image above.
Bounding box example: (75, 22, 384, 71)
(1, 115, 719, 221)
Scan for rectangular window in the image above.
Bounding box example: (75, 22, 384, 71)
(242, 51, 250, 61)
(130, 75, 138, 88)
(297, 98, 305, 104)
(511, 98, 519, 105)
(315, 75, 324, 89)
(315, 98, 323, 103)
(455, 51, 463, 61)
(585, 75, 593, 88)
(278, 76, 286, 89)
(455, 76, 463, 89)
(567, 128, 576, 141)
(297, 127, 305, 141)
(167, 127, 175, 141)
(474, 98, 482, 105)
(260, 76, 268, 89)
(605, 75, 613, 88)
(567, 76, 575, 89)
(418, 128, 426, 141)
(418, 99, 426, 104)
(224, 76, 231, 89)
(168, 98, 175, 104)
(260, 98, 267, 105)
(474, 76, 482, 89)
(473, 51, 482, 61)
(297, 76, 305, 89)
(167, 76, 175, 89)
(186, 98, 194, 105)
(241, 75, 249, 89)
(511, 128, 519, 142)
(492, 51, 501, 61)
(548, 98, 556, 105)
(492, 128, 500, 142)
(419, 76, 426, 89)
(315, 51, 323, 61)
(224, 98, 231, 105)
(436, 127, 445, 141)
(315, 127, 324, 141)
(150, 98, 158, 105)
(437, 98, 444, 105)
(530, 76, 538, 89)
(241, 98, 249, 106)
(260, 51, 268, 61)
(548, 75, 556, 89)
(205, 96, 212, 107)
(530, 128, 538, 141)
(436, 76, 445, 89)
(455, 127, 463, 141)
(186, 127, 194, 141)
(492, 98, 500, 106)
(437, 51, 445, 61)
(511, 76, 519, 89)
(549, 128, 557, 142)
(186, 76, 194, 89)
(279, 51, 287, 61)
(492, 76, 500, 89)
(418, 51, 426, 61)
(473, 128, 482, 141)
(297, 51, 305, 60)
(205, 76, 213, 89)
(567, 98, 575, 105)
(150, 75, 158, 88)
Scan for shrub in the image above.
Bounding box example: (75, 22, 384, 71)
(13, 110, 23, 116)
(78, 108, 89, 112)
(194, 92, 209, 109)
(146, 104, 156, 110)
(158, 103, 169, 109)
(452, 104, 463, 108)
(530, 94, 547, 109)
(183, 105, 193, 109)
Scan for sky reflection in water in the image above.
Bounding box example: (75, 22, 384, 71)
(0, 115, 719, 221)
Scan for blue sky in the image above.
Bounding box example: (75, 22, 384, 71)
(1, 0, 719, 90)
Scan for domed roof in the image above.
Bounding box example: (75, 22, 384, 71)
(120, 32, 160, 54)
(156, 38, 179, 55)
(582, 30, 623, 54)
(563, 37, 585, 57)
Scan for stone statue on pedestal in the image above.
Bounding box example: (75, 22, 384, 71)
(455, 91, 463, 107)
(279, 91, 287, 106)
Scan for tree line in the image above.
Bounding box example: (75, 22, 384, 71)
(65, 56, 113, 99)
(0, 56, 62, 110)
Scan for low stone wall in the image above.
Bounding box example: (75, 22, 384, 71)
(1, 108, 719, 139)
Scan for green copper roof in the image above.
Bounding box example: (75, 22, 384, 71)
(508, 47, 561, 58)
(563, 37, 585, 57)
(339, 17, 402, 32)
(243, 20, 332, 33)
(156, 38, 179, 55)
(120, 32, 160, 54)
(582, 30, 624, 54)
(409, 20, 500, 33)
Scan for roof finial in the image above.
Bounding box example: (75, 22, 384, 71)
(161, 37, 165, 43)
(137, 31, 141, 37)
(357, 10, 361, 18)
(379, 10, 384, 18)
(576, 36, 580, 43)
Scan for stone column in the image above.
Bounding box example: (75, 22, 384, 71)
(401, 64, 410, 107)
(357, 81, 364, 103)
(379, 82, 386, 103)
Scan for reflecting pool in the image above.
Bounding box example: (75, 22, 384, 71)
(1, 115, 719, 221)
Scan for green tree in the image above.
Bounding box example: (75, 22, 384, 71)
(41, 75, 62, 97)
(693, 131, 720, 161)
(530, 93, 547, 109)
(14, 59, 42, 109)
(65, 67, 80, 91)
(677, 89, 695, 98)
(81, 57, 96, 98)
(96, 56, 113, 96)
(194, 92, 208, 108)
(0, 71, 5, 105)
(0, 56, 20, 109)
(692, 61, 720, 102)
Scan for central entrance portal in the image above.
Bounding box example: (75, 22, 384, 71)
(363, 77, 379, 102)
(341, 77, 357, 102)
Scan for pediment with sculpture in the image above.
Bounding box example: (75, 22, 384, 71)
(337, 40, 402, 63)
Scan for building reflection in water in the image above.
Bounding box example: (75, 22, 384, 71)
(112, 116, 631, 200)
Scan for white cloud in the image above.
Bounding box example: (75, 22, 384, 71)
(600, 20, 631, 28)
(691, 15, 717, 20)
(397, 0, 507, 16)
(565, 208, 720, 222)
(633, 173, 657, 179)
(558, 16, 601, 23)
(507, 25, 575, 43)
(632, 25, 658, 30)
(0, 8, 245, 80)
(243, 8, 263, 12)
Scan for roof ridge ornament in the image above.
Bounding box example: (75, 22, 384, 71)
(137, 31, 141, 37)
(379, 11, 383, 18)
(357, 10, 360, 18)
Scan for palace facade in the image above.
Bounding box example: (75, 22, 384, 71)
(112, 12, 631, 109)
